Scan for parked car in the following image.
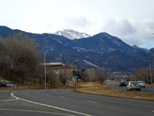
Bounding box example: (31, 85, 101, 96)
(137, 81, 146, 88)
(127, 81, 141, 91)
(0, 83, 7, 87)
(119, 81, 128, 86)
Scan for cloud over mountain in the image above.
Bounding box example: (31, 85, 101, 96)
(99, 18, 154, 49)
(64, 17, 91, 28)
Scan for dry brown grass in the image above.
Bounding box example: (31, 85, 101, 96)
(67, 80, 101, 87)
(0, 86, 41, 91)
(75, 85, 154, 101)
(0, 80, 69, 91)
(77, 81, 101, 87)
(151, 83, 154, 86)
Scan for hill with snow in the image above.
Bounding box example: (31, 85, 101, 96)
(55, 29, 90, 40)
(0, 26, 153, 72)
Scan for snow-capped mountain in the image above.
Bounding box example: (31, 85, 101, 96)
(0, 26, 153, 72)
(55, 29, 90, 40)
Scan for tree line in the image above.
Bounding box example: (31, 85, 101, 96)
(0, 34, 48, 87)
(79, 69, 107, 84)
(135, 67, 154, 84)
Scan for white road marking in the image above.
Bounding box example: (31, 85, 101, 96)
(11, 92, 93, 116)
(11, 92, 19, 100)
(60, 96, 65, 98)
(0, 108, 77, 116)
(152, 110, 154, 113)
(86, 100, 98, 104)
(67, 89, 74, 94)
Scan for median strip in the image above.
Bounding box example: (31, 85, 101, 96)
(75, 86, 154, 101)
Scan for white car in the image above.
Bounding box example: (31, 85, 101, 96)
(137, 81, 146, 88)
(127, 81, 141, 91)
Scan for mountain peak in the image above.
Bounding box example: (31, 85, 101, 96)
(55, 29, 90, 40)
(95, 32, 115, 39)
(132, 45, 148, 51)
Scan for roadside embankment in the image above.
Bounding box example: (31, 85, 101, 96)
(75, 85, 154, 101)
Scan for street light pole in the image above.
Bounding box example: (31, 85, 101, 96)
(140, 68, 146, 82)
(90, 71, 91, 86)
(150, 65, 152, 84)
(89, 69, 94, 87)
(44, 49, 53, 93)
(71, 60, 78, 86)
(71, 60, 78, 78)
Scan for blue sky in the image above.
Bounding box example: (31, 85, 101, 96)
(0, 0, 154, 49)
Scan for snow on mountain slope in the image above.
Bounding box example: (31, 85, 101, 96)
(55, 29, 90, 40)
(83, 60, 101, 69)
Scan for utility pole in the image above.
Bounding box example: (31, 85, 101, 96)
(141, 68, 146, 82)
(146, 69, 148, 84)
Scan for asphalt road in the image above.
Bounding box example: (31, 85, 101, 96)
(0, 89, 154, 116)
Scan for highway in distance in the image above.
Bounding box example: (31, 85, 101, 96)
(0, 89, 154, 116)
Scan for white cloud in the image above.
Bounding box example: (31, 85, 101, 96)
(99, 18, 154, 49)
(103, 18, 136, 36)
(64, 17, 91, 30)
(0, 0, 154, 49)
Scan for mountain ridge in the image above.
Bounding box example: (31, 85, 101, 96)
(0, 26, 153, 73)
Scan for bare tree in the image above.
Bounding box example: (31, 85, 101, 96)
(135, 68, 147, 81)
(59, 73, 66, 84)
(135, 67, 154, 83)
(98, 69, 107, 84)
(46, 69, 57, 87)
(81, 69, 99, 82)
(0, 34, 43, 85)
